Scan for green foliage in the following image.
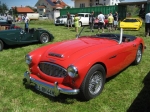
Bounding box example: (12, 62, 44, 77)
(0, 22, 150, 112)
(126, 5, 140, 17)
(0, 2, 8, 14)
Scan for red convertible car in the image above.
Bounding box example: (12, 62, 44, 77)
(24, 28, 145, 101)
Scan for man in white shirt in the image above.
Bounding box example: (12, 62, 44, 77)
(24, 14, 30, 32)
(97, 12, 105, 33)
(145, 11, 150, 37)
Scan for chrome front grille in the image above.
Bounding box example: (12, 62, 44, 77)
(38, 62, 67, 78)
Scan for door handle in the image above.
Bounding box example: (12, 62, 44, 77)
(109, 55, 117, 59)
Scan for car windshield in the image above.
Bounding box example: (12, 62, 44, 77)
(123, 19, 138, 22)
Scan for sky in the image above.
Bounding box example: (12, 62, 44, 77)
(0, 0, 74, 9)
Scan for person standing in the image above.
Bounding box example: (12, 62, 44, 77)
(97, 12, 105, 33)
(74, 14, 80, 33)
(145, 11, 150, 37)
(24, 14, 30, 32)
(108, 13, 114, 32)
(67, 12, 72, 29)
(113, 12, 118, 30)
(89, 11, 95, 32)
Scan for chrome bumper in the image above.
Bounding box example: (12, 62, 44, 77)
(24, 71, 79, 96)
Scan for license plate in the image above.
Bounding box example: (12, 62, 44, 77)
(35, 84, 54, 96)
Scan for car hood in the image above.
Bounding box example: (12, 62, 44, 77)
(40, 37, 117, 61)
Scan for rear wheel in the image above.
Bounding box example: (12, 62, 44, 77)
(133, 44, 142, 65)
(40, 33, 50, 44)
(80, 64, 106, 101)
(0, 40, 4, 51)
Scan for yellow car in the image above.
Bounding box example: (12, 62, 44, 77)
(120, 18, 142, 30)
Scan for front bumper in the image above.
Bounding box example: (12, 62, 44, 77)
(24, 71, 80, 96)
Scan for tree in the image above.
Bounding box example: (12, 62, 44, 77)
(0, 2, 8, 14)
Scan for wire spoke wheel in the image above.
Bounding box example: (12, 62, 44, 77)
(89, 71, 103, 95)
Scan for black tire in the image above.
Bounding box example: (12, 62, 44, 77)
(133, 44, 142, 65)
(80, 64, 106, 101)
(79, 22, 82, 27)
(0, 40, 4, 51)
(40, 33, 50, 44)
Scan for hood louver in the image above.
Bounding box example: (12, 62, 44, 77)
(49, 52, 64, 58)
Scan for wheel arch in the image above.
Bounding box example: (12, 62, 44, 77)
(91, 62, 107, 76)
(73, 61, 107, 89)
(0, 38, 6, 46)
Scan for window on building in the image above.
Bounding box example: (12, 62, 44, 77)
(80, 3, 85, 8)
(39, 9, 43, 11)
(96, 3, 99, 5)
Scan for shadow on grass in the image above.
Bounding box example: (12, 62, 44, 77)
(22, 78, 84, 104)
(127, 71, 150, 112)
(3, 38, 54, 51)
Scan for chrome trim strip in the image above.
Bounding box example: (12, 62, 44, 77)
(24, 71, 80, 96)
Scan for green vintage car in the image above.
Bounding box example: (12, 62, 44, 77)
(0, 27, 54, 51)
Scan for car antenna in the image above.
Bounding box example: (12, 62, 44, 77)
(119, 28, 123, 44)
(76, 26, 85, 38)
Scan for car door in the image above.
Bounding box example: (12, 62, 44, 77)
(83, 14, 89, 25)
(19, 30, 37, 44)
(103, 34, 137, 77)
(3, 29, 21, 45)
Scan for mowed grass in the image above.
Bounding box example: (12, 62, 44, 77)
(0, 20, 150, 112)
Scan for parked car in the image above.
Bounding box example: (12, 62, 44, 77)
(0, 27, 54, 51)
(0, 16, 12, 26)
(55, 15, 67, 26)
(94, 17, 109, 29)
(55, 14, 75, 26)
(24, 28, 145, 101)
(120, 17, 142, 30)
(77, 13, 90, 27)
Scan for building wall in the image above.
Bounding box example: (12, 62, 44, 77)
(36, 0, 53, 15)
(74, 0, 120, 8)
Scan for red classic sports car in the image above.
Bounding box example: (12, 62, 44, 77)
(24, 29, 145, 101)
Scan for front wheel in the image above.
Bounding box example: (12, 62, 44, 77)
(0, 40, 4, 51)
(80, 64, 106, 101)
(133, 44, 142, 65)
(40, 33, 50, 44)
(79, 22, 82, 27)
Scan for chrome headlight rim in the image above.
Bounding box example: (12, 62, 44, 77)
(67, 65, 78, 78)
(25, 54, 32, 65)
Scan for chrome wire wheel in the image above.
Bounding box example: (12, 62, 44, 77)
(40, 33, 49, 44)
(136, 46, 142, 63)
(89, 71, 103, 95)
(133, 44, 142, 65)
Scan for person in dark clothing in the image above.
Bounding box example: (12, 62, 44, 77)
(113, 12, 118, 30)
(139, 8, 145, 20)
(89, 11, 95, 32)
(145, 11, 150, 37)
(67, 12, 72, 29)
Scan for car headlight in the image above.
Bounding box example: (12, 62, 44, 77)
(67, 65, 78, 78)
(25, 54, 32, 65)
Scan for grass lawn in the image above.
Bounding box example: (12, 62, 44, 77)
(0, 20, 150, 112)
